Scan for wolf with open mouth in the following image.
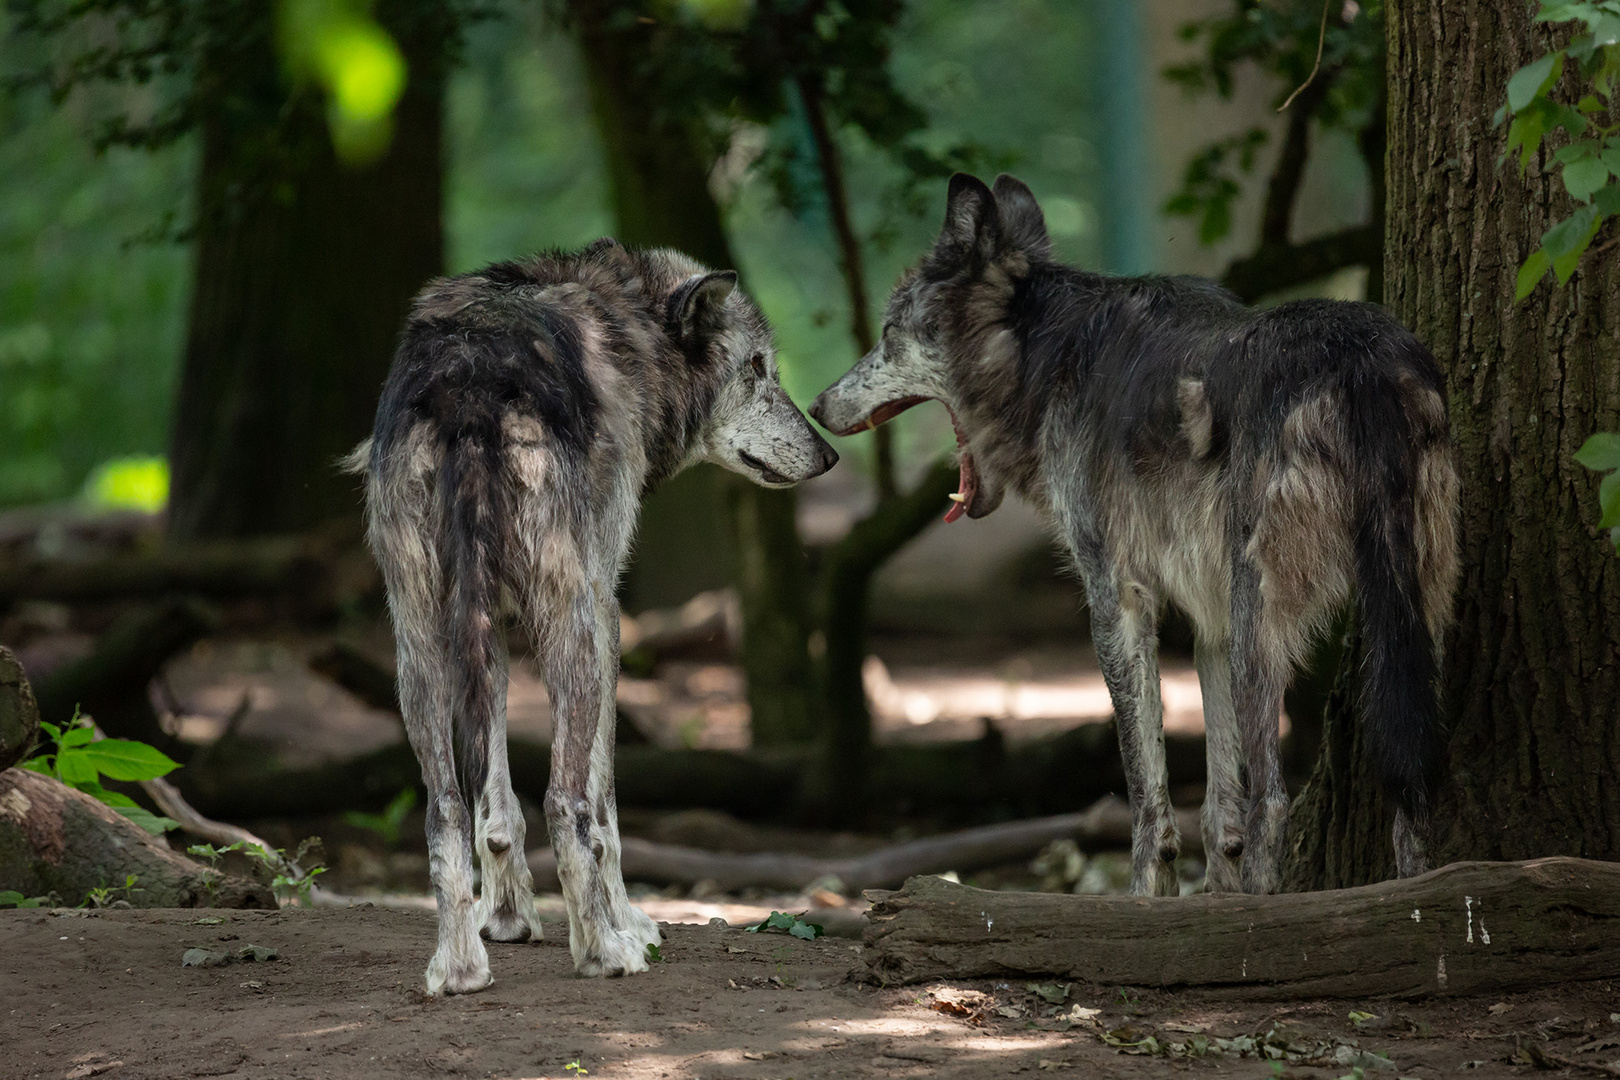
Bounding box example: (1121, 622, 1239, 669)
(810, 173, 1460, 896)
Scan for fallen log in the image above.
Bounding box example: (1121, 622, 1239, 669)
(861, 857, 1620, 997)
(0, 536, 317, 603)
(0, 646, 39, 770)
(178, 723, 1206, 824)
(0, 768, 276, 908)
(526, 796, 1201, 892)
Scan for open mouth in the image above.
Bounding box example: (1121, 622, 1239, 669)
(830, 397, 979, 523)
(737, 450, 791, 486)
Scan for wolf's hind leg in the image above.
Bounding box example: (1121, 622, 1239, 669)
(536, 587, 659, 977)
(395, 610, 491, 994)
(1195, 635, 1246, 893)
(1230, 558, 1293, 895)
(1088, 575, 1180, 897)
(473, 632, 541, 944)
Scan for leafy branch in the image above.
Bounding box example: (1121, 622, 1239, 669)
(1496, 0, 1620, 299)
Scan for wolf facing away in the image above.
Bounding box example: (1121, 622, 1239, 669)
(811, 174, 1459, 896)
(351, 240, 837, 993)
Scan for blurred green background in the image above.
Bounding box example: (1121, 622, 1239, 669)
(0, 0, 1134, 509)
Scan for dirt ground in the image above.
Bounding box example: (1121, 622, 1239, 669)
(7, 907, 1618, 1080)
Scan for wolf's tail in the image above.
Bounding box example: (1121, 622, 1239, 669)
(437, 430, 511, 807)
(1351, 377, 1458, 824)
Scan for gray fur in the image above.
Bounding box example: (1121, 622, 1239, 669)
(812, 173, 1460, 896)
(354, 241, 834, 992)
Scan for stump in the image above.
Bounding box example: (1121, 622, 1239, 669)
(862, 858, 1620, 997)
(0, 646, 39, 771)
(0, 769, 275, 908)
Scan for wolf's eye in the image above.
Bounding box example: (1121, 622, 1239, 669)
(749, 353, 767, 378)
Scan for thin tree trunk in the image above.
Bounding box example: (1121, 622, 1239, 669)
(1287, 0, 1620, 888)
(565, 0, 817, 747)
(168, 4, 448, 541)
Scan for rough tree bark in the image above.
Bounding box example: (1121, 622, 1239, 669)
(0, 647, 39, 771)
(1286, 1, 1620, 889)
(167, 3, 450, 541)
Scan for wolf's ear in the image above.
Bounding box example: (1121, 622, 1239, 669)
(939, 173, 997, 257)
(992, 174, 1050, 258)
(669, 270, 738, 343)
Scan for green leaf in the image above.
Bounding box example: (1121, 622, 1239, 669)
(788, 920, 823, 940)
(117, 805, 179, 835)
(76, 739, 180, 781)
(1564, 156, 1611, 200)
(1543, 205, 1600, 257)
(1554, 212, 1603, 282)
(16, 757, 53, 776)
(1507, 112, 1548, 170)
(1507, 52, 1563, 112)
(1602, 148, 1620, 175)
(58, 725, 95, 749)
(56, 750, 100, 787)
(1598, 469, 1620, 528)
(1576, 432, 1620, 470)
(92, 788, 142, 809)
(1594, 181, 1620, 214)
(38, 721, 61, 741)
(1517, 248, 1552, 300)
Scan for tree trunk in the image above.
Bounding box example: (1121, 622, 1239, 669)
(862, 859, 1620, 996)
(1287, 1, 1620, 888)
(565, 0, 817, 746)
(167, 4, 448, 541)
(0, 647, 40, 771)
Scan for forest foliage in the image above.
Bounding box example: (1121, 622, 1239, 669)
(0, 0, 1109, 509)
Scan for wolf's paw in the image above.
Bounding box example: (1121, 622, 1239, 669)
(574, 910, 661, 978)
(425, 944, 493, 996)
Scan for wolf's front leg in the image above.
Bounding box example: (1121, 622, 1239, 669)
(1087, 575, 1180, 897)
(542, 592, 660, 977)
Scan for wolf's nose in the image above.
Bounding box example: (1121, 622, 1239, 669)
(816, 439, 840, 475)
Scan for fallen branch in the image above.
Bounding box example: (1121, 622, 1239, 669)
(526, 796, 1200, 892)
(861, 857, 1620, 996)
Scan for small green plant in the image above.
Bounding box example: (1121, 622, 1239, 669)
(644, 942, 664, 964)
(745, 910, 824, 941)
(20, 709, 180, 835)
(343, 787, 416, 849)
(564, 1061, 588, 1076)
(188, 837, 327, 906)
(82, 874, 142, 908)
(0, 890, 53, 908)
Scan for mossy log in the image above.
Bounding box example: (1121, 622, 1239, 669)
(0, 769, 275, 908)
(0, 646, 39, 771)
(861, 858, 1620, 997)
